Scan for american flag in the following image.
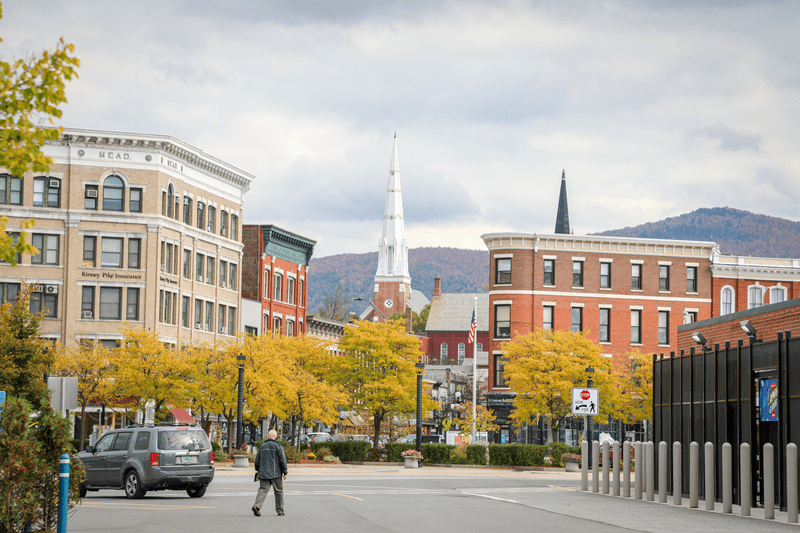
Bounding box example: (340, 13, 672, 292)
(467, 309, 477, 344)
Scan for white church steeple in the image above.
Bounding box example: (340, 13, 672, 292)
(375, 134, 410, 279)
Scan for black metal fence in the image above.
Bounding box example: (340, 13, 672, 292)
(653, 331, 798, 509)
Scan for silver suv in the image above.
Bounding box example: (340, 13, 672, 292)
(76, 423, 215, 499)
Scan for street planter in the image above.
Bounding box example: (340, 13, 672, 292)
(233, 455, 250, 468)
(404, 457, 419, 469)
(564, 460, 580, 473)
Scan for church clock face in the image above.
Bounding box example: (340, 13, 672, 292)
(384, 298, 394, 309)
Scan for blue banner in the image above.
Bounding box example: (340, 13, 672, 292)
(760, 379, 778, 422)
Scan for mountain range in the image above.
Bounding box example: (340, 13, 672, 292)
(307, 207, 800, 315)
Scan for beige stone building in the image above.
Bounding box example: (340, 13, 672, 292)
(0, 128, 252, 347)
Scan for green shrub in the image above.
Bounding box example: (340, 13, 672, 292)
(315, 446, 332, 459)
(547, 442, 578, 466)
(321, 441, 370, 462)
(367, 447, 385, 462)
(282, 443, 304, 463)
(69, 438, 88, 452)
(215, 450, 229, 462)
(466, 445, 487, 465)
(421, 443, 454, 464)
(323, 455, 341, 463)
(450, 444, 468, 464)
(488, 444, 548, 466)
(385, 443, 414, 462)
(211, 441, 222, 453)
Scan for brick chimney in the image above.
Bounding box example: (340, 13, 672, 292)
(433, 277, 441, 298)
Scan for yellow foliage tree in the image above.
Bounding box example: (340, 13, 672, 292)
(190, 343, 241, 451)
(112, 327, 200, 421)
(52, 341, 116, 450)
(333, 320, 436, 449)
(503, 329, 618, 440)
(454, 401, 500, 437)
(616, 349, 654, 422)
(236, 333, 296, 428)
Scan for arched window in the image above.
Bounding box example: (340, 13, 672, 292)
(769, 285, 786, 305)
(458, 343, 465, 364)
(166, 185, 174, 218)
(747, 285, 764, 310)
(477, 343, 483, 351)
(440, 343, 448, 358)
(103, 176, 124, 211)
(721, 286, 734, 315)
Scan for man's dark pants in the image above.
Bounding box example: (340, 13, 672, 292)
(254, 477, 284, 514)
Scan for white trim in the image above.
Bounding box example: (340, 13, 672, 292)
(493, 299, 513, 305)
(630, 305, 644, 310)
(489, 289, 711, 304)
(541, 301, 556, 306)
(630, 259, 644, 264)
(686, 262, 700, 267)
(658, 261, 672, 266)
(572, 257, 585, 262)
(598, 304, 613, 309)
(685, 307, 699, 313)
(542, 255, 557, 260)
(600, 258, 613, 263)
(571, 303, 585, 308)
(657, 306, 672, 311)
(493, 253, 514, 259)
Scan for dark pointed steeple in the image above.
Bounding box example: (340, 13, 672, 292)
(554, 169, 570, 234)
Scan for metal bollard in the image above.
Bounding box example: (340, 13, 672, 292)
(659, 441, 667, 503)
(740, 443, 750, 517)
(581, 440, 588, 491)
(689, 442, 698, 508)
(602, 441, 610, 494)
(634, 441, 642, 500)
(593, 441, 600, 493)
(788, 443, 798, 523)
(722, 443, 732, 514)
(613, 441, 620, 496)
(646, 441, 655, 502)
(58, 453, 70, 533)
(673, 441, 682, 505)
(764, 443, 774, 519)
(623, 441, 631, 498)
(705, 442, 714, 511)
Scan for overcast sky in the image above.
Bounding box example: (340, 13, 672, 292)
(3, 0, 798, 257)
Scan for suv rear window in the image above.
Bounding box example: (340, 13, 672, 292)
(157, 429, 210, 451)
(134, 431, 150, 450)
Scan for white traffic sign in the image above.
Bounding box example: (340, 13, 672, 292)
(572, 387, 599, 415)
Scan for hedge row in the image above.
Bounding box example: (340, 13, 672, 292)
(380, 442, 580, 466)
(309, 440, 371, 462)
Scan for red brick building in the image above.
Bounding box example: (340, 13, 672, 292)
(424, 277, 489, 365)
(711, 254, 800, 317)
(241, 225, 315, 336)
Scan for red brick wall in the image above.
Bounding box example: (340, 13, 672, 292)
(711, 275, 800, 317)
(241, 225, 262, 301)
(426, 331, 489, 364)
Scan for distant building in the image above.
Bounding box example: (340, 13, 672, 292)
(307, 313, 349, 354)
(711, 253, 800, 317)
(241, 225, 315, 336)
(0, 127, 251, 347)
(360, 135, 429, 321)
(424, 277, 489, 365)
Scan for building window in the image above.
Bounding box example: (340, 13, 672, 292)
(126, 288, 140, 321)
(159, 291, 176, 325)
(206, 256, 214, 285)
(599, 308, 610, 343)
(128, 239, 141, 269)
(196, 202, 205, 230)
(687, 267, 697, 293)
(458, 343, 465, 364)
(631, 264, 642, 290)
(748, 286, 764, 309)
(218, 305, 226, 333)
(543, 259, 555, 286)
(99, 287, 122, 320)
(83, 236, 96, 267)
(100, 339, 119, 350)
(194, 299, 203, 329)
(658, 311, 669, 345)
(231, 215, 238, 241)
(220, 210, 228, 237)
(245, 326, 257, 336)
(542, 305, 554, 330)
(228, 307, 236, 335)
(207, 205, 216, 233)
(183, 249, 191, 279)
(196, 253, 205, 282)
(286, 319, 294, 337)
(477, 343, 483, 351)
(84, 185, 98, 210)
(229, 264, 237, 291)
(30, 291, 57, 318)
(494, 304, 510, 338)
(769, 286, 786, 305)
(129, 188, 142, 213)
(273, 274, 283, 301)
(263, 271, 269, 299)
(0, 174, 22, 205)
(101, 237, 123, 268)
(183, 197, 192, 225)
(572, 261, 584, 287)
(219, 261, 228, 288)
(31, 234, 59, 265)
(273, 316, 281, 335)
(287, 277, 295, 304)
(440, 343, 448, 358)
(166, 185, 174, 218)
(81, 287, 95, 319)
(685, 311, 697, 323)
(33, 177, 60, 207)
(205, 301, 213, 331)
(721, 286, 734, 315)
(659, 265, 670, 291)
(600, 263, 611, 288)
(103, 176, 124, 211)
(495, 258, 511, 284)
(571, 307, 582, 332)
(181, 296, 190, 328)
(0, 282, 20, 305)
(493, 354, 508, 388)
(298, 279, 303, 307)
(631, 310, 642, 344)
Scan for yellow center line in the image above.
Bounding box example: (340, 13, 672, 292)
(333, 493, 364, 501)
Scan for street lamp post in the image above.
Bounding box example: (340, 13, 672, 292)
(585, 366, 594, 467)
(415, 361, 424, 454)
(236, 353, 246, 450)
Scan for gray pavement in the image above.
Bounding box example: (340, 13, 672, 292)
(66, 464, 800, 532)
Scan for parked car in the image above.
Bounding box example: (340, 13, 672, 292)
(76, 423, 215, 499)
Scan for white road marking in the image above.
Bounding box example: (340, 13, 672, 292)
(461, 492, 519, 503)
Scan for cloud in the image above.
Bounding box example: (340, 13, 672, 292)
(683, 124, 764, 152)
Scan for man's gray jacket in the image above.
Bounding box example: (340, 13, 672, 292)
(255, 438, 288, 480)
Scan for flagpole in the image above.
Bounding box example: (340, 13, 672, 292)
(472, 296, 477, 443)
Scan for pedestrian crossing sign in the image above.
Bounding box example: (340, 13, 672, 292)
(572, 387, 599, 415)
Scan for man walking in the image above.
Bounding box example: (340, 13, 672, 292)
(252, 429, 288, 517)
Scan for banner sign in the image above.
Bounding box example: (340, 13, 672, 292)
(760, 379, 778, 422)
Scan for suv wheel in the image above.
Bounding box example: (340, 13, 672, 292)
(124, 471, 146, 499)
(186, 485, 207, 498)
